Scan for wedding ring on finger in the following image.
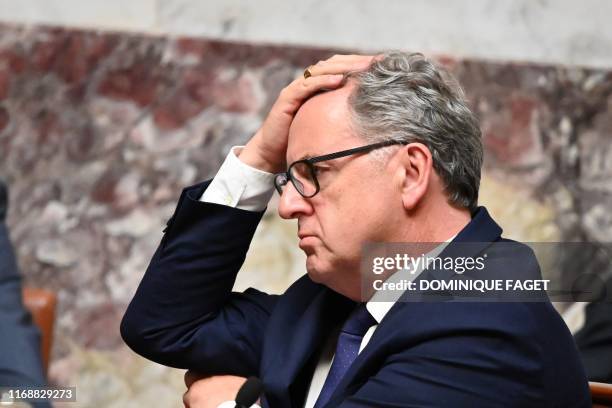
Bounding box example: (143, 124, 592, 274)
(303, 65, 314, 79)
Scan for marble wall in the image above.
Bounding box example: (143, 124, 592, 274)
(2, 0, 612, 68)
(1, 24, 611, 406)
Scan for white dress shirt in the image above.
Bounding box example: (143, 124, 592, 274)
(202, 147, 454, 408)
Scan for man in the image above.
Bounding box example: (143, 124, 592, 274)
(0, 180, 50, 408)
(121, 53, 590, 407)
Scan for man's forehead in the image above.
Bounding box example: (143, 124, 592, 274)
(287, 85, 357, 161)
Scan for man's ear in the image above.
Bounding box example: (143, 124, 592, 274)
(396, 143, 433, 211)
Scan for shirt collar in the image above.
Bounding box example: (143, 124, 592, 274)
(366, 234, 456, 324)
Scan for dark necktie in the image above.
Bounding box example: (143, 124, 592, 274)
(313, 304, 376, 408)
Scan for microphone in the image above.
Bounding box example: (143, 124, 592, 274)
(234, 376, 263, 408)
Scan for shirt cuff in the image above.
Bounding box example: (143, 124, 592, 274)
(217, 401, 261, 408)
(200, 146, 276, 211)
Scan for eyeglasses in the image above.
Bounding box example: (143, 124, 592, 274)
(274, 139, 407, 198)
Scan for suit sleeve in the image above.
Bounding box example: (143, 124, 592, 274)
(573, 299, 612, 382)
(120, 181, 279, 376)
(0, 224, 48, 397)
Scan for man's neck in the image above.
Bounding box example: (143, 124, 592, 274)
(406, 204, 472, 243)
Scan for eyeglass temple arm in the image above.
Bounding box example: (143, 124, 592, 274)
(308, 139, 407, 164)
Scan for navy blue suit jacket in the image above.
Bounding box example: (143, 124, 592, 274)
(0, 222, 49, 408)
(121, 181, 590, 407)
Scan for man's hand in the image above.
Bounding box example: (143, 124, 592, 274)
(183, 372, 252, 408)
(240, 54, 379, 173)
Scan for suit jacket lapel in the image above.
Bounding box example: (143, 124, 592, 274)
(263, 283, 355, 408)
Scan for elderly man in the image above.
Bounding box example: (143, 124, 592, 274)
(121, 53, 590, 407)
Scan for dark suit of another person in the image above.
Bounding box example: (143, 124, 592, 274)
(0, 181, 50, 407)
(121, 180, 590, 407)
(574, 295, 612, 383)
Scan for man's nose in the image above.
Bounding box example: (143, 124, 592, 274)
(278, 182, 313, 219)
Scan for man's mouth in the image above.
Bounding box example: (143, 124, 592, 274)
(298, 232, 316, 240)
(298, 234, 318, 252)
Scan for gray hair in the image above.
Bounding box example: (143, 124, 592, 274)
(347, 52, 483, 212)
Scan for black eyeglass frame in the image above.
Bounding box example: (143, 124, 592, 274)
(274, 139, 407, 198)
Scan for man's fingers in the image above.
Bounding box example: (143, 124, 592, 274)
(300, 74, 346, 92)
(282, 54, 380, 106)
(308, 61, 372, 77)
(323, 54, 377, 63)
(307, 55, 378, 76)
(281, 74, 345, 105)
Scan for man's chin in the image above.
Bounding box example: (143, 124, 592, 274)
(305, 256, 329, 284)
